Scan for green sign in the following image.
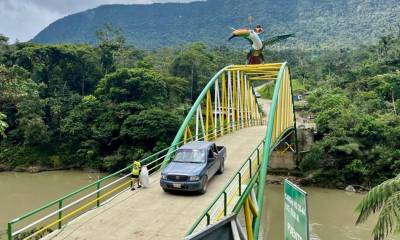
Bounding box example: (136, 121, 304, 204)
(284, 179, 309, 240)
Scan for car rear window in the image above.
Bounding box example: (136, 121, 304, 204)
(173, 149, 206, 163)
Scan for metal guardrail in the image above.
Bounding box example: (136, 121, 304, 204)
(186, 139, 264, 235)
(7, 145, 179, 240)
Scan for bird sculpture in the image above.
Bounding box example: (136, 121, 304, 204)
(229, 26, 294, 64)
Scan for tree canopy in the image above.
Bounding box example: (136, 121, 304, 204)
(0, 32, 242, 171)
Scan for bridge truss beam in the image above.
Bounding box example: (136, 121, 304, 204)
(186, 62, 298, 239)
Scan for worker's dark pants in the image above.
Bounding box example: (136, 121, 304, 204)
(131, 174, 139, 187)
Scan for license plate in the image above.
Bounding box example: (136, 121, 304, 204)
(173, 183, 182, 188)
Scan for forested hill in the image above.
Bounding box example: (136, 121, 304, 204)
(32, 0, 400, 49)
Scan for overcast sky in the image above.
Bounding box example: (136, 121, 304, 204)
(0, 0, 192, 42)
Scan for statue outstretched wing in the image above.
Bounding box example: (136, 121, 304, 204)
(262, 33, 294, 48)
(228, 29, 253, 45)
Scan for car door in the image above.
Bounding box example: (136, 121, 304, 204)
(212, 144, 220, 173)
(207, 147, 217, 177)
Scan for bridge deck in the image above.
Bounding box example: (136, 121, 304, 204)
(48, 126, 266, 240)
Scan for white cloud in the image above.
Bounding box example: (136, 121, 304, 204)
(22, 0, 155, 15)
(0, 0, 193, 42)
(0, 0, 61, 42)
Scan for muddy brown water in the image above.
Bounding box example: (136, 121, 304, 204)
(0, 171, 107, 239)
(0, 171, 399, 240)
(263, 184, 400, 240)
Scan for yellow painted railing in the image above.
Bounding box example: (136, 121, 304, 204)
(163, 63, 282, 168)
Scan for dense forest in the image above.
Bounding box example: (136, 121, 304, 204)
(255, 35, 400, 188)
(0, 27, 244, 172)
(32, 0, 400, 49)
(287, 35, 400, 188)
(1, 25, 400, 189)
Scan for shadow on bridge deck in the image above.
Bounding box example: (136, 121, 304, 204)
(48, 126, 267, 240)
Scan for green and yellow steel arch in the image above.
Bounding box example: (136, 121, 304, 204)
(252, 62, 296, 238)
(185, 62, 297, 240)
(162, 64, 282, 167)
(7, 62, 295, 240)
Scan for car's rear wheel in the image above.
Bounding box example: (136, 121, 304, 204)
(217, 160, 224, 174)
(199, 176, 208, 194)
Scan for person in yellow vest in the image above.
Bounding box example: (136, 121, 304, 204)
(131, 160, 142, 190)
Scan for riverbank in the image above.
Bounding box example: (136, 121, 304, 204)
(0, 164, 102, 173)
(0, 164, 61, 173)
(267, 173, 370, 193)
(267, 174, 301, 185)
(1, 165, 368, 192)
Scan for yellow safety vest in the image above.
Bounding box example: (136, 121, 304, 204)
(131, 162, 141, 175)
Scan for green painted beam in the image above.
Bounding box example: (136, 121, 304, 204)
(253, 62, 287, 237)
(161, 65, 232, 169)
(186, 62, 297, 238)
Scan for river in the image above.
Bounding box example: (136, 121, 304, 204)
(0, 171, 399, 240)
(0, 171, 105, 239)
(263, 184, 400, 240)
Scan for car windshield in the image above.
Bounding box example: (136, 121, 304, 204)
(173, 150, 206, 163)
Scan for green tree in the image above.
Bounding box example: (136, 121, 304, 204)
(95, 68, 167, 104)
(120, 108, 181, 147)
(0, 65, 39, 105)
(13, 44, 103, 96)
(0, 65, 46, 144)
(170, 43, 217, 102)
(369, 72, 400, 114)
(96, 23, 126, 74)
(300, 35, 400, 188)
(60, 95, 103, 166)
(356, 175, 400, 240)
(114, 45, 145, 69)
(16, 97, 49, 146)
(0, 34, 11, 65)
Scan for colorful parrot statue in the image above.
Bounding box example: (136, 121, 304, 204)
(229, 28, 294, 64)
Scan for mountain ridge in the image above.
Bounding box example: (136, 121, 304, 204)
(32, 0, 400, 49)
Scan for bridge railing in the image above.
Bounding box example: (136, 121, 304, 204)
(6, 145, 177, 240)
(186, 62, 298, 239)
(186, 139, 264, 235)
(6, 116, 266, 240)
(163, 64, 269, 168)
(252, 62, 297, 237)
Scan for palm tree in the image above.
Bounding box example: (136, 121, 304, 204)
(356, 174, 400, 240)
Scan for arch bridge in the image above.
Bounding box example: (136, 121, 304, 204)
(7, 62, 297, 240)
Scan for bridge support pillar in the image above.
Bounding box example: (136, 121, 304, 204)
(244, 198, 254, 240)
